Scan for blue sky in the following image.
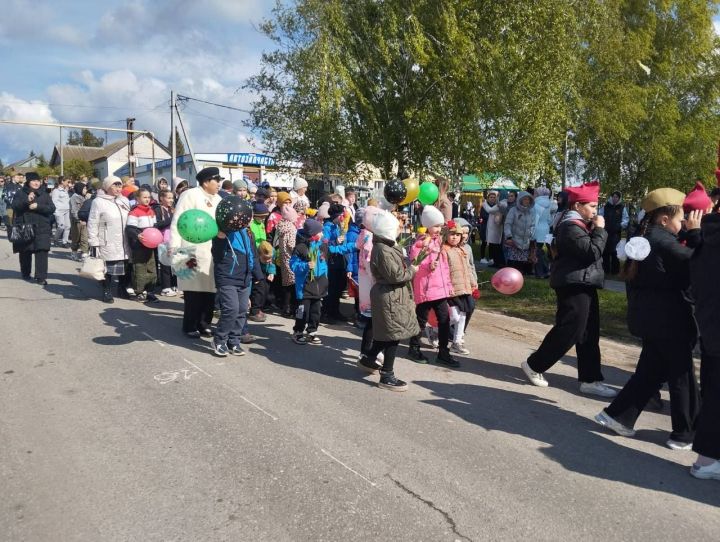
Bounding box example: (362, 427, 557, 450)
(1, 2, 719, 166)
(0, 0, 275, 164)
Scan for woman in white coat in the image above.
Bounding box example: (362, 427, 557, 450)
(483, 190, 504, 267)
(87, 175, 131, 303)
(169, 167, 223, 338)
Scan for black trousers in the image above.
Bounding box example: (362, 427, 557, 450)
(19, 250, 49, 281)
(603, 232, 621, 275)
(694, 351, 720, 459)
(158, 263, 174, 290)
(324, 267, 346, 315)
(365, 340, 399, 373)
(294, 298, 322, 334)
(182, 291, 215, 333)
(606, 338, 698, 443)
(250, 279, 269, 314)
(488, 243, 504, 267)
(479, 241, 488, 260)
(527, 285, 604, 382)
(411, 299, 450, 350)
(360, 316, 374, 355)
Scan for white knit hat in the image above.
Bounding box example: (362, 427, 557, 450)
(372, 210, 399, 241)
(293, 177, 308, 190)
(316, 201, 330, 220)
(421, 205, 445, 227)
(102, 175, 122, 191)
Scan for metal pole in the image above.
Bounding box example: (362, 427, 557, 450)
(174, 103, 199, 184)
(0, 119, 149, 135)
(170, 90, 177, 186)
(562, 130, 568, 189)
(150, 132, 156, 186)
(59, 126, 64, 176)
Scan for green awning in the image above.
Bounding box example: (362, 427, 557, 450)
(462, 173, 519, 192)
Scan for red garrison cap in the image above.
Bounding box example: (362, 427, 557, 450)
(566, 180, 600, 204)
(683, 181, 712, 213)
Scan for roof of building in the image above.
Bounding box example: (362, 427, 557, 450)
(50, 134, 170, 166)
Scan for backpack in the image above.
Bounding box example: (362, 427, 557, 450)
(549, 216, 589, 259)
(77, 197, 94, 222)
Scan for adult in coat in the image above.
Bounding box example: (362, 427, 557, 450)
(12, 172, 55, 285)
(87, 175, 131, 303)
(532, 187, 557, 277)
(503, 191, 537, 274)
(482, 190, 504, 267)
(169, 167, 223, 338)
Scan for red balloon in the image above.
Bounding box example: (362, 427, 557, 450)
(491, 267, 524, 295)
(140, 227, 164, 249)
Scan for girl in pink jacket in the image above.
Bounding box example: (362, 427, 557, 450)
(407, 205, 457, 367)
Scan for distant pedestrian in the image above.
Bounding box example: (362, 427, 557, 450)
(51, 176, 72, 247)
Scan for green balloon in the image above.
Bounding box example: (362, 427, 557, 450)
(418, 182, 439, 205)
(177, 209, 219, 244)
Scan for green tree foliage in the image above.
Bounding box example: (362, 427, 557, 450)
(66, 129, 105, 147)
(247, 1, 720, 195)
(62, 159, 94, 179)
(167, 127, 186, 157)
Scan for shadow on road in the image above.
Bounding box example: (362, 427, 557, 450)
(414, 380, 720, 508)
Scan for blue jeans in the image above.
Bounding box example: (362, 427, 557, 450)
(214, 284, 251, 346)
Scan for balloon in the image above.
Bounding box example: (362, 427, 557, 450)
(378, 195, 395, 211)
(177, 209, 218, 243)
(399, 177, 420, 205)
(216, 196, 253, 232)
(384, 179, 407, 205)
(163, 228, 171, 244)
(140, 227, 163, 249)
(418, 182, 439, 205)
(427, 308, 438, 328)
(491, 267, 524, 295)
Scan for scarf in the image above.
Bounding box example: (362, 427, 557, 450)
(129, 203, 155, 217)
(227, 228, 254, 275)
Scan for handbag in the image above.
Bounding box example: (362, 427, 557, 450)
(9, 216, 35, 244)
(79, 255, 106, 281)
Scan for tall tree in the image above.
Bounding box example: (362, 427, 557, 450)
(66, 129, 105, 147)
(167, 127, 186, 157)
(62, 159, 94, 179)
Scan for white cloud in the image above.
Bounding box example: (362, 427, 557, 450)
(0, 93, 59, 162)
(714, 19, 720, 36)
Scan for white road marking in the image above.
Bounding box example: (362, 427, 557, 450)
(320, 448, 377, 487)
(182, 358, 213, 378)
(141, 331, 166, 347)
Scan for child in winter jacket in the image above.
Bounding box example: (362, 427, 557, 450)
(408, 205, 457, 367)
(154, 189, 175, 296)
(322, 203, 353, 322)
(249, 240, 276, 322)
(69, 182, 88, 260)
(249, 202, 269, 247)
(211, 226, 264, 356)
(125, 187, 159, 302)
(290, 219, 328, 345)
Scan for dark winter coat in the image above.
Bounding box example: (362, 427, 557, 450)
(370, 237, 420, 342)
(691, 214, 720, 355)
(627, 225, 698, 343)
(549, 216, 607, 289)
(211, 230, 264, 289)
(290, 235, 329, 300)
(11, 184, 55, 253)
(603, 201, 626, 234)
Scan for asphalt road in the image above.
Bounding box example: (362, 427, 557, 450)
(1, 234, 718, 541)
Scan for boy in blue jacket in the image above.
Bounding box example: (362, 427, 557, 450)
(211, 227, 264, 356)
(290, 219, 328, 345)
(322, 202, 354, 322)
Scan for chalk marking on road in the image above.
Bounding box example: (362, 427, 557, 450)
(182, 358, 213, 378)
(219, 381, 279, 420)
(153, 368, 199, 384)
(321, 448, 376, 487)
(141, 331, 166, 347)
(116, 318, 138, 327)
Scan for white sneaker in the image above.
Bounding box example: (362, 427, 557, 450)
(377, 352, 384, 363)
(690, 460, 720, 480)
(580, 381, 618, 398)
(594, 410, 636, 437)
(450, 342, 470, 355)
(126, 287, 136, 297)
(161, 288, 177, 297)
(80, 252, 88, 261)
(521, 361, 548, 387)
(480, 258, 489, 265)
(666, 439, 693, 451)
(488, 259, 494, 265)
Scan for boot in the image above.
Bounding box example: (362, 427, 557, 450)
(100, 276, 114, 304)
(407, 340, 428, 364)
(378, 371, 408, 392)
(435, 347, 460, 368)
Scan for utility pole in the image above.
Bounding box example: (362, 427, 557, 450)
(59, 126, 63, 176)
(170, 90, 176, 185)
(174, 102, 199, 184)
(126, 117, 136, 178)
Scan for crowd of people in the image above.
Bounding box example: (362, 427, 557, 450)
(1, 168, 718, 482)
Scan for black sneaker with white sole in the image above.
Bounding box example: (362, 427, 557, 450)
(228, 344, 246, 356)
(306, 333, 322, 345)
(212, 340, 229, 357)
(435, 348, 460, 368)
(378, 371, 408, 392)
(292, 333, 307, 345)
(357, 355, 382, 373)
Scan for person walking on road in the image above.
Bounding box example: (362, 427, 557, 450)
(521, 181, 617, 398)
(11, 172, 55, 285)
(51, 176, 72, 248)
(87, 176, 131, 303)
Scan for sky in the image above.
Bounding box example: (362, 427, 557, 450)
(0, 2, 719, 167)
(0, 0, 275, 165)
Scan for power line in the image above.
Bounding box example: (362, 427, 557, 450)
(176, 94, 251, 114)
(0, 98, 165, 112)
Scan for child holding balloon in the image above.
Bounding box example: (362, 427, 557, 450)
(154, 189, 176, 296)
(126, 187, 160, 303)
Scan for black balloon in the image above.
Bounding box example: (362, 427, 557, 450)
(384, 179, 407, 205)
(216, 196, 253, 232)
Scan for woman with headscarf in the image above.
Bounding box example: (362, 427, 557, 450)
(11, 172, 55, 285)
(87, 175, 131, 302)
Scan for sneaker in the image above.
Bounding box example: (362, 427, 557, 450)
(228, 344, 246, 356)
(480, 258, 489, 265)
(306, 333, 322, 345)
(212, 340, 229, 357)
(135, 293, 147, 302)
(80, 252, 88, 262)
(357, 355, 382, 373)
(185, 331, 201, 339)
(690, 460, 720, 481)
(435, 348, 460, 368)
(292, 333, 307, 345)
(579, 381, 618, 398)
(200, 328, 214, 338)
(521, 361, 549, 387)
(378, 372, 408, 392)
(161, 288, 177, 297)
(407, 345, 428, 364)
(146, 293, 160, 303)
(126, 287, 136, 297)
(248, 311, 267, 322)
(666, 439, 693, 451)
(594, 410, 636, 437)
(450, 342, 470, 355)
(240, 333, 257, 344)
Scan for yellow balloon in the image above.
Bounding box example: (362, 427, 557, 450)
(399, 177, 420, 205)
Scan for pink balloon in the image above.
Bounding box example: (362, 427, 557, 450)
(491, 267, 524, 295)
(163, 228, 171, 244)
(141, 227, 164, 249)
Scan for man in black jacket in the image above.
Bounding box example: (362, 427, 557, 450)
(600, 191, 628, 275)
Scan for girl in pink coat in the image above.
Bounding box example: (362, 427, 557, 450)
(407, 205, 457, 367)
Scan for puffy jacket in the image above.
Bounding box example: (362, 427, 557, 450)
(691, 213, 720, 355)
(322, 219, 353, 269)
(249, 219, 267, 247)
(211, 229, 264, 288)
(87, 194, 131, 261)
(51, 186, 70, 212)
(533, 195, 557, 243)
(126, 204, 157, 262)
(504, 191, 537, 250)
(344, 222, 361, 280)
(290, 235, 329, 300)
(11, 185, 55, 253)
(409, 235, 453, 303)
(549, 213, 607, 289)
